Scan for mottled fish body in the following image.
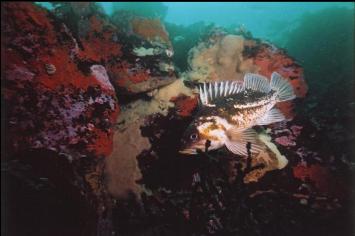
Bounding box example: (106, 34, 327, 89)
(180, 72, 296, 156)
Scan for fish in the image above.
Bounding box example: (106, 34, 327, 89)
(179, 72, 296, 156)
(173, 35, 185, 42)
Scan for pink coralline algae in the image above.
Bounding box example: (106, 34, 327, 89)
(275, 135, 297, 147)
(275, 125, 303, 147)
(290, 125, 303, 137)
(2, 2, 119, 159)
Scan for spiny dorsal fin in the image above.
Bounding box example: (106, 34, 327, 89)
(198, 81, 244, 106)
(243, 73, 271, 93)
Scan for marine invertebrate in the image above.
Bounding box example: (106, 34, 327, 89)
(165, 48, 174, 57)
(274, 124, 303, 147)
(158, 62, 174, 72)
(106, 120, 148, 198)
(257, 130, 288, 169)
(133, 47, 156, 56)
(44, 63, 56, 75)
(90, 64, 115, 92)
(187, 34, 254, 82)
(275, 135, 297, 147)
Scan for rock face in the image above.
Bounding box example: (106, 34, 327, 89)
(2, 2, 119, 235)
(109, 11, 177, 94)
(1, 2, 184, 234)
(2, 2, 119, 158)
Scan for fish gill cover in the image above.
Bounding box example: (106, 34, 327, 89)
(1, 2, 354, 236)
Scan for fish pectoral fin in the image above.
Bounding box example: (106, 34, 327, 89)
(256, 108, 285, 126)
(225, 128, 264, 156)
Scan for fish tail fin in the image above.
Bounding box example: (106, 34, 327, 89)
(270, 72, 296, 102)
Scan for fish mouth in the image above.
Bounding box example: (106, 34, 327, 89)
(179, 148, 198, 155)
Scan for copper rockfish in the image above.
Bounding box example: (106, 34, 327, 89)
(180, 72, 296, 156)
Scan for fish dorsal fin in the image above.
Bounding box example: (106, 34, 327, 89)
(198, 81, 244, 105)
(243, 73, 271, 93)
(225, 128, 264, 156)
(270, 72, 296, 102)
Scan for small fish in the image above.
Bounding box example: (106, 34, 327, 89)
(179, 72, 296, 156)
(173, 35, 185, 42)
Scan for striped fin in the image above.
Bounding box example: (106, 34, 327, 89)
(198, 81, 244, 106)
(243, 73, 271, 93)
(270, 72, 296, 102)
(225, 128, 264, 156)
(256, 108, 285, 126)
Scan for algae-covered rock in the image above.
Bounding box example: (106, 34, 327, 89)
(2, 2, 119, 234)
(53, 4, 177, 95)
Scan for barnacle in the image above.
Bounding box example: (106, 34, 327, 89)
(45, 63, 56, 75)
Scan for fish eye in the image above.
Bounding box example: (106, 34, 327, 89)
(190, 133, 198, 140)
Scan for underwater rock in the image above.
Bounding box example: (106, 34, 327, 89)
(131, 18, 172, 47)
(251, 43, 308, 98)
(104, 77, 199, 199)
(165, 21, 216, 71)
(292, 163, 343, 198)
(116, 79, 196, 131)
(53, 4, 177, 95)
(106, 120, 148, 198)
(3, 2, 119, 158)
(53, 2, 122, 64)
(111, 65, 176, 95)
(2, 2, 119, 233)
(108, 12, 177, 94)
(105, 78, 196, 198)
(76, 15, 123, 64)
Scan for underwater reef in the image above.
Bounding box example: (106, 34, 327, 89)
(2, 2, 354, 236)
